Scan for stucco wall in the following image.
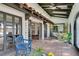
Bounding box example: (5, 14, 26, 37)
(68, 3, 79, 45)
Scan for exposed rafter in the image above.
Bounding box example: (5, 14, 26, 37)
(50, 14, 68, 18)
(39, 3, 74, 18)
(50, 13, 69, 16)
(44, 8, 71, 12)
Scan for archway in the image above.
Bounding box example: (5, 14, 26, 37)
(74, 12, 79, 50)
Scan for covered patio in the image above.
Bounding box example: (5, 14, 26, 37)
(0, 3, 79, 56)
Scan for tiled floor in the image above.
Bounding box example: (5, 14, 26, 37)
(0, 39, 79, 56)
(32, 39, 79, 56)
(0, 48, 15, 56)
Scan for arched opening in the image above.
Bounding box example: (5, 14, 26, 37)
(74, 12, 79, 50)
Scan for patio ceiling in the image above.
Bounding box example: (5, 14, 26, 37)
(39, 3, 74, 18)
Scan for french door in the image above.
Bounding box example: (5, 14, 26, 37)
(0, 21, 4, 50)
(0, 13, 4, 50)
(0, 12, 22, 50)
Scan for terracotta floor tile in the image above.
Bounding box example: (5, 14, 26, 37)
(32, 39, 79, 56)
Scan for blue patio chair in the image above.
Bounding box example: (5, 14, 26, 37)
(24, 39, 32, 54)
(15, 35, 32, 56)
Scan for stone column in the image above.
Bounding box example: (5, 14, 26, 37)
(35, 23, 38, 35)
(47, 23, 50, 38)
(24, 19, 29, 39)
(42, 22, 44, 40)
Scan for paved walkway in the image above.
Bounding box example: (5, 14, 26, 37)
(32, 39, 79, 56)
(0, 39, 79, 56)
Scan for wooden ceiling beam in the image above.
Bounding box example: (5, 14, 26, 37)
(51, 15, 68, 18)
(39, 3, 51, 5)
(39, 3, 73, 6)
(52, 3, 74, 6)
(39, 3, 74, 8)
(39, 3, 73, 18)
(44, 8, 71, 11)
(3, 3, 29, 14)
(51, 13, 69, 16)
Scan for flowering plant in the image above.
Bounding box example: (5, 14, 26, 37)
(47, 52, 54, 56)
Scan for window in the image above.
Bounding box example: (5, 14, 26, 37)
(53, 26, 58, 32)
